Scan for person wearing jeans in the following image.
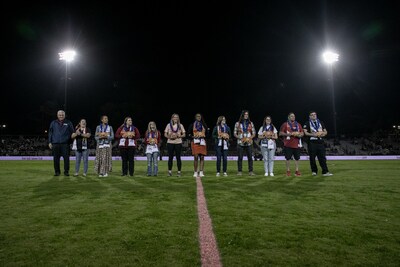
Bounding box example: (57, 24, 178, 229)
(212, 116, 231, 177)
(258, 115, 278, 176)
(71, 119, 91, 176)
(144, 121, 161, 176)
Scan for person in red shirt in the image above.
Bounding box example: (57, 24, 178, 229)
(279, 112, 304, 176)
(144, 121, 162, 176)
(115, 117, 140, 176)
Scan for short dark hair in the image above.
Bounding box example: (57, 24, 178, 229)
(309, 111, 317, 115)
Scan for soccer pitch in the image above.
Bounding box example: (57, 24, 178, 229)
(0, 160, 399, 266)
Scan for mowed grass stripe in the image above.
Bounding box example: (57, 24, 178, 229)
(1, 160, 399, 266)
(0, 161, 200, 266)
(201, 160, 400, 266)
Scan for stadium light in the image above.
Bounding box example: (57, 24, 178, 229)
(322, 50, 340, 139)
(59, 50, 76, 113)
(1, 125, 6, 128)
(322, 51, 339, 64)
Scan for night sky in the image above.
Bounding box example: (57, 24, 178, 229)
(1, 1, 399, 136)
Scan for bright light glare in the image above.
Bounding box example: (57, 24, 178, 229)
(1, 125, 6, 128)
(59, 50, 76, 62)
(322, 51, 339, 64)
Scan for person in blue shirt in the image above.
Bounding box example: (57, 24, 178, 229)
(48, 110, 74, 176)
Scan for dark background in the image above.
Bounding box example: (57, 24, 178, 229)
(1, 1, 399, 136)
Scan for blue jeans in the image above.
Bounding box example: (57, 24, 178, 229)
(75, 150, 89, 174)
(147, 152, 159, 168)
(261, 147, 275, 173)
(215, 146, 228, 173)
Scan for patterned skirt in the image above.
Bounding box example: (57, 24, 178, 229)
(191, 141, 207, 156)
(94, 146, 113, 174)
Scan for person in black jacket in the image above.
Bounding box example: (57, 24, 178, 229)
(303, 111, 333, 176)
(48, 110, 74, 176)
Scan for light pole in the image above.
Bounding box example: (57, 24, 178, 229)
(322, 50, 339, 139)
(58, 50, 76, 113)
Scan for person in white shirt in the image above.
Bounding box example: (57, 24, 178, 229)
(257, 115, 278, 176)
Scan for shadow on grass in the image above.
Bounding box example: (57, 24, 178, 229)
(32, 175, 108, 202)
(203, 175, 327, 200)
(32, 173, 198, 203)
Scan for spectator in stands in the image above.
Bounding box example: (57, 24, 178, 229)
(212, 116, 232, 177)
(115, 117, 140, 177)
(164, 113, 186, 177)
(234, 110, 256, 176)
(188, 113, 208, 177)
(258, 115, 278, 177)
(144, 121, 161, 176)
(94, 115, 114, 177)
(303, 111, 333, 176)
(71, 119, 91, 177)
(279, 112, 304, 176)
(48, 110, 74, 176)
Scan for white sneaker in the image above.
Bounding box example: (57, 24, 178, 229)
(98, 174, 103, 177)
(103, 173, 108, 177)
(223, 172, 228, 177)
(199, 171, 205, 177)
(193, 172, 198, 177)
(216, 172, 220, 177)
(270, 173, 274, 177)
(264, 172, 269, 177)
(323, 172, 333, 176)
(312, 172, 317, 176)
(83, 173, 87, 177)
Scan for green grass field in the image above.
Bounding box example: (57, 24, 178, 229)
(0, 160, 399, 266)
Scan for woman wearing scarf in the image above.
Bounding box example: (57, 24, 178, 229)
(234, 110, 256, 176)
(94, 115, 114, 177)
(71, 119, 91, 177)
(115, 117, 140, 176)
(188, 113, 208, 177)
(212, 116, 231, 177)
(164, 113, 186, 177)
(144, 121, 161, 176)
(257, 116, 278, 177)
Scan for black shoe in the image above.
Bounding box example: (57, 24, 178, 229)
(64, 172, 69, 176)
(54, 173, 60, 176)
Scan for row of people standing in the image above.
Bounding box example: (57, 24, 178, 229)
(48, 110, 332, 177)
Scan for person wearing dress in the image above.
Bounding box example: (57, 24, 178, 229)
(94, 115, 114, 177)
(188, 113, 208, 177)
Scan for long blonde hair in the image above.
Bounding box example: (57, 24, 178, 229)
(147, 121, 157, 133)
(170, 113, 181, 125)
